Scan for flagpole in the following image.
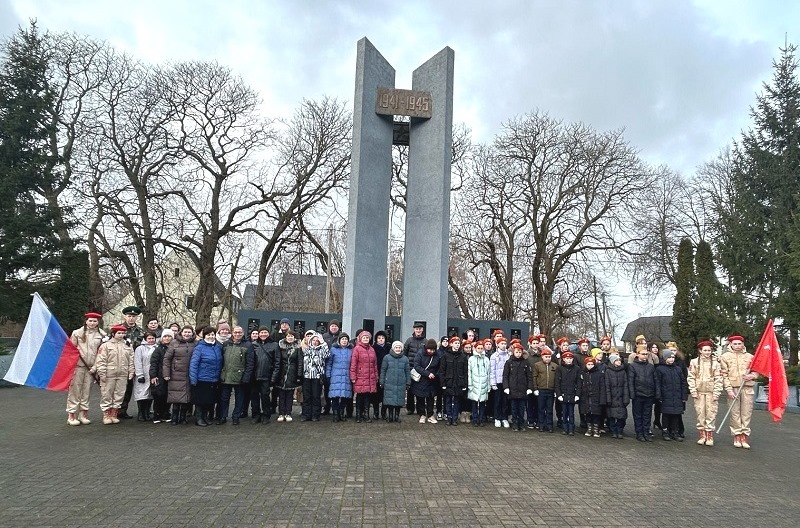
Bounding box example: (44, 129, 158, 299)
(715, 369, 750, 434)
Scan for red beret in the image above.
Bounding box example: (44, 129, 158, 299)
(697, 340, 714, 349)
(727, 335, 744, 343)
(495, 336, 507, 344)
(540, 349, 552, 357)
(562, 351, 574, 359)
(110, 324, 127, 334)
(483, 338, 493, 347)
(556, 337, 570, 346)
(584, 356, 596, 365)
(84, 312, 102, 320)
(600, 336, 612, 344)
(527, 335, 535, 344)
(462, 339, 473, 346)
(536, 333, 547, 341)
(492, 329, 504, 337)
(510, 342, 523, 350)
(577, 337, 590, 345)
(449, 336, 461, 345)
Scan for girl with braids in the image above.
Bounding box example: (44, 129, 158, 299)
(687, 340, 723, 446)
(66, 312, 106, 425)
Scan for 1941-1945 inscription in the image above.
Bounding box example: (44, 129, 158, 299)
(375, 88, 432, 118)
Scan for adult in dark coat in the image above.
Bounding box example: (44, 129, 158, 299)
(579, 357, 607, 437)
(275, 332, 303, 420)
(321, 319, 341, 415)
(403, 323, 427, 414)
(251, 328, 278, 423)
(162, 326, 196, 424)
(372, 330, 391, 420)
(411, 339, 441, 421)
(604, 353, 630, 438)
(148, 329, 173, 423)
(218, 327, 255, 425)
(502, 344, 534, 430)
(655, 349, 688, 441)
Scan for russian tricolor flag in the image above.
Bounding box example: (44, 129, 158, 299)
(3, 293, 81, 391)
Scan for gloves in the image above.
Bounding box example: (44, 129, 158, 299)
(491, 385, 498, 391)
(526, 389, 532, 395)
(575, 396, 580, 401)
(137, 376, 145, 383)
(557, 395, 563, 401)
(504, 388, 510, 395)
(533, 390, 539, 396)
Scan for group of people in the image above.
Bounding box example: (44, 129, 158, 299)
(64, 308, 758, 448)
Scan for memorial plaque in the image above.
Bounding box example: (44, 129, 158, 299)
(376, 88, 432, 118)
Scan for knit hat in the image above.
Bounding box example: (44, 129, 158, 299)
(161, 329, 174, 339)
(358, 330, 372, 341)
(425, 339, 438, 350)
(591, 347, 603, 358)
(662, 349, 676, 360)
(608, 353, 621, 364)
(280, 317, 290, 325)
(328, 319, 340, 327)
(392, 340, 403, 349)
(217, 322, 231, 333)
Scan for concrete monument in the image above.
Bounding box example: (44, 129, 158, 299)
(342, 37, 454, 340)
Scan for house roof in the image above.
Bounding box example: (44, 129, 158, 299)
(620, 316, 673, 343)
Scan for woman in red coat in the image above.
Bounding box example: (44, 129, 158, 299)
(350, 330, 378, 423)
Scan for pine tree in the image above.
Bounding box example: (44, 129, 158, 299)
(0, 22, 65, 322)
(49, 250, 91, 332)
(717, 42, 800, 364)
(671, 238, 696, 358)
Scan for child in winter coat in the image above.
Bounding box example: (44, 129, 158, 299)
(579, 356, 606, 438)
(95, 324, 134, 424)
(490, 337, 511, 427)
(350, 331, 378, 423)
(604, 353, 629, 439)
(439, 336, 468, 426)
(467, 340, 491, 426)
(628, 347, 657, 442)
(655, 349, 688, 441)
(502, 342, 534, 431)
(326, 333, 353, 423)
(532, 349, 558, 431)
(380, 340, 411, 423)
(554, 351, 581, 435)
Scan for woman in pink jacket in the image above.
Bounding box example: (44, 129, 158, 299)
(350, 330, 378, 423)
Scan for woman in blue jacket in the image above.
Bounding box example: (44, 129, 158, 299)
(326, 333, 353, 422)
(190, 326, 223, 427)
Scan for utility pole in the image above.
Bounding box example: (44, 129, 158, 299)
(325, 228, 333, 313)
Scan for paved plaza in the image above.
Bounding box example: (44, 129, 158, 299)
(0, 385, 797, 527)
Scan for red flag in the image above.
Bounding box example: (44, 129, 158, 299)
(749, 319, 789, 422)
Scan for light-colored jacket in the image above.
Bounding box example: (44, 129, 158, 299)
(467, 352, 490, 402)
(720, 346, 754, 391)
(133, 343, 156, 400)
(490, 349, 509, 386)
(95, 339, 134, 380)
(70, 327, 105, 369)
(687, 356, 722, 398)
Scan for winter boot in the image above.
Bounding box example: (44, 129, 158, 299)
(179, 407, 188, 424)
(585, 424, 593, 437)
(593, 425, 601, 438)
(143, 401, 153, 421)
(705, 431, 714, 446)
(740, 434, 751, 449)
(696, 431, 706, 445)
(136, 402, 145, 422)
(373, 407, 380, 421)
(733, 434, 742, 448)
(110, 408, 120, 424)
(79, 410, 91, 425)
(662, 430, 671, 441)
(67, 412, 81, 426)
(195, 409, 208, 427)
(102, 409, 113, 425)
(382, 406, 388, 421)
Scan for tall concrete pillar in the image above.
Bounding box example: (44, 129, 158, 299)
(401, 48, 455, 339)
(342, 38, 395, 336)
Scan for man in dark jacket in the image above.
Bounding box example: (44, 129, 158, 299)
(251, 327, 278, 424)
(403, 322, 427, 414)
(219, 326, 255, 425)
(628, 348, 656, 442)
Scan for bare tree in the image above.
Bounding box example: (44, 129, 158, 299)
(253, 96, 351, 308)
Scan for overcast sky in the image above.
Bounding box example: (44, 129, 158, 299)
(1, 0, 796, 327)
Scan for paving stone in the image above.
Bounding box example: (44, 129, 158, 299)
(0, 385, 797, 527)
